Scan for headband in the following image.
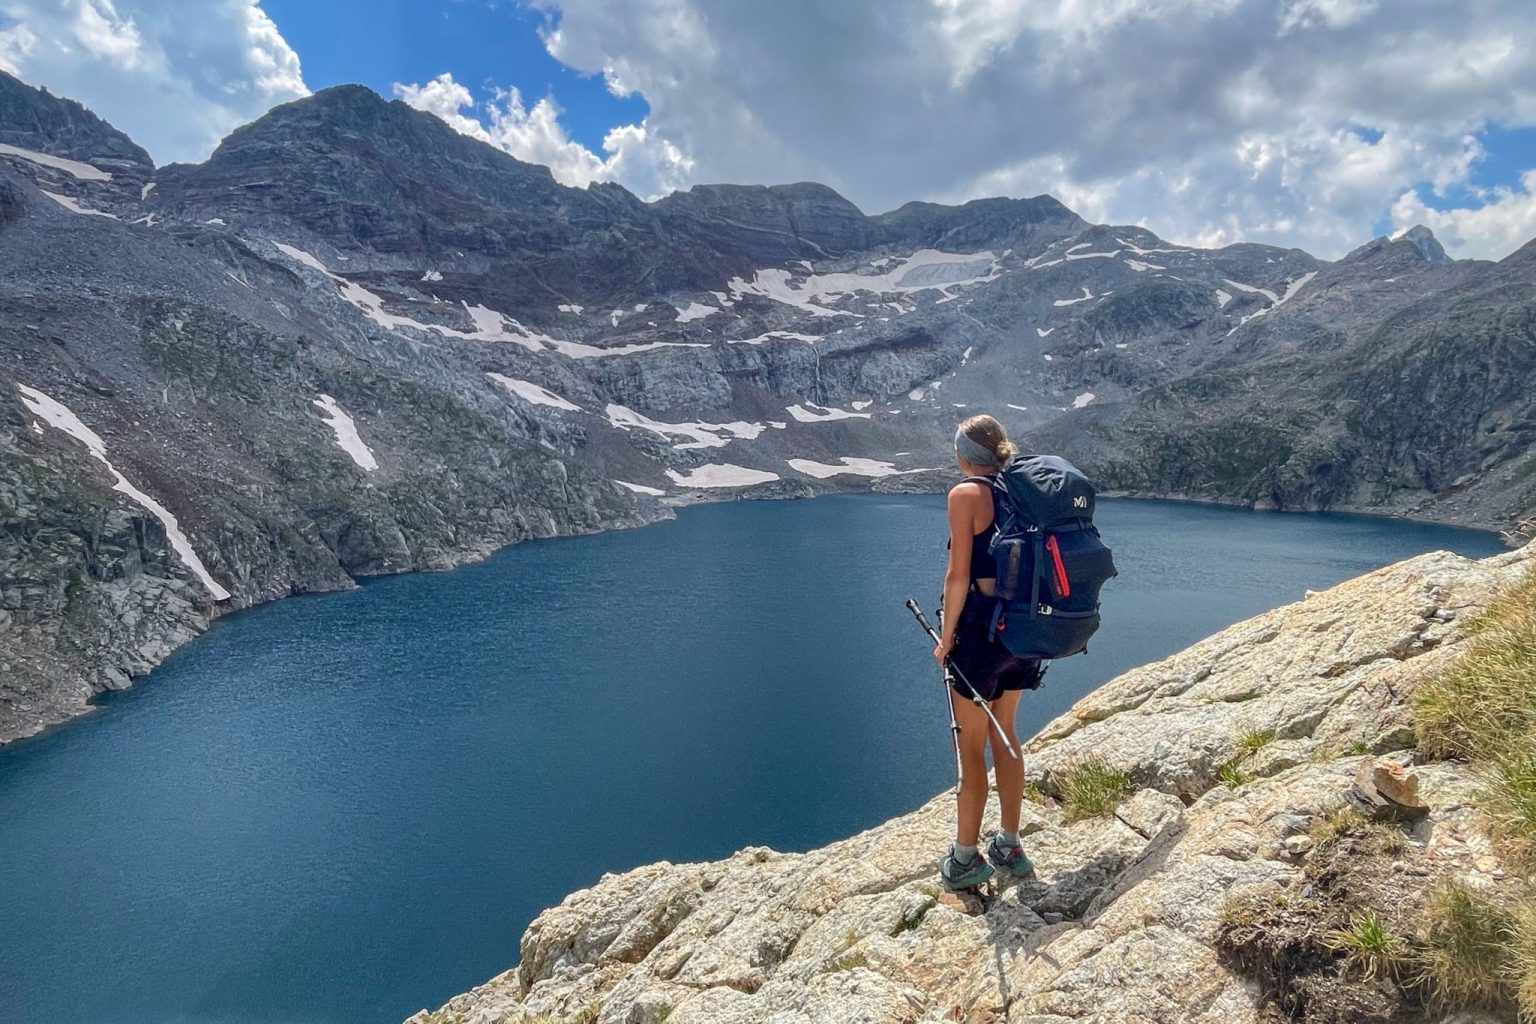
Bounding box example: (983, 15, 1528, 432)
(954, 426, 998, 467)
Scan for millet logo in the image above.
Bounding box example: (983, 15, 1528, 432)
(1073, 495, 1088, 509)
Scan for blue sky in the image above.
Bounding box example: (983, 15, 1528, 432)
(3, 0, 1535, 260)
(261, 0, 645, 154)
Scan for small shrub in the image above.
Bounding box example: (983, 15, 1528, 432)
(570, 1003, 602, 1024)
(656, 1006, 673, 1023)
(1024, 781, 1049, 805)
(1415, 881, 1514, 1011)
(1325, 912, 1410, 981)
(1058, 759, 1132, 822)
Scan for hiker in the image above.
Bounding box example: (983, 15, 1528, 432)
(933, 414, 1042, 889)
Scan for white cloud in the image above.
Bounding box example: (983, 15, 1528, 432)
(0, 0, 308, 164)
(392, 71, 693, 199)
(533, 0, 1536, 258)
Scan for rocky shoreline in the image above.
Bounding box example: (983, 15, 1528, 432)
(406, 542, 1533, 1024)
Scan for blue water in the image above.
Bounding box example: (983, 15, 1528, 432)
(0, 496, 1505, 1024)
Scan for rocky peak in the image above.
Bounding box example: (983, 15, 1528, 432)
(1342, 223, 1452, 267)
(0, 71, 153, 176)
(1396, 223, 1451, 263)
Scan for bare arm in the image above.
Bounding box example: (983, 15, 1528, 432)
(936, 482, 984, 664)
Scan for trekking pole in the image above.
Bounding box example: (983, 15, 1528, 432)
(907, 600, 964, 793)
(905, 599, 1020, 761)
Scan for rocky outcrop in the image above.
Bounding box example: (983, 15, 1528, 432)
(406, 545, 1532, 1024)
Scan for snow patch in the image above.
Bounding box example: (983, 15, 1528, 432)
(1216, 289, 1233, 308)
(40, 190, 117, 218)
(1072, 392, 1097, 409)
(274, 244, 705, 359)
(850, 400, 872, 410)
(1116, 238, 1193, 257)
(1223, 278, 1280, 304)
(615, 480, 665, 496)
(786, 402, 872, 423)
(558, 303, 584, 314)
(421, 269, 443, 282)
(1006, 403, 1029, 412)
(17, 384, 229, 600)
(1227, 271, 1319, 334)
(1036, 327, 1055, 337)
(1125, 259, 1165, 272)
(665, 464, 780, 488)
(787, 457, 901, 479)
(0, 143, 111, 180)
(606, 404, 765, 450)
(728, 249, 1000, 316)
(205, 218, 225, 226)
(487, 373, 580, 411)
(312, 394, 378, 472)
(674, 301, 718, 323)
(727, 331, 822, 346)
(141, 182, 156, 200)
(1053, 287, 1094, 307)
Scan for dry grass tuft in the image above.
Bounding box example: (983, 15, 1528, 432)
(1415, 881, 1515, 1013)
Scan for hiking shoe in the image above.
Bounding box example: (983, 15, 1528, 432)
(985, 833, 1035, 877)
(939, 849, 995, 891)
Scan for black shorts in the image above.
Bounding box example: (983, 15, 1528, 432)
(948, 592, 1043, 703)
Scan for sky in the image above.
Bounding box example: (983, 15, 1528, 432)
(2, 0, 1535, 261)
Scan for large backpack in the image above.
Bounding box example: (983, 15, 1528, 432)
(981, 454, 1117, 660)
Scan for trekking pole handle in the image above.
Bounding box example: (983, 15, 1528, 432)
(906, 599, 941, 643)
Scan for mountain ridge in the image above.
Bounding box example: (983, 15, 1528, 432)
(1, 72, 1532, 745)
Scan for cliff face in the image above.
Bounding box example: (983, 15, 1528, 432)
(408, 545, 1533, 1024)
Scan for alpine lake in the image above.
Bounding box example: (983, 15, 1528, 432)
(0, 495, 1507, 1024)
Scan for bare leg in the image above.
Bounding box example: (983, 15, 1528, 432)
(987, 689, 1025, 833)
(952, 690, 992, 847)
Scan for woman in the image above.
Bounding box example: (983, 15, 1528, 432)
(933, 414, 1042, 890)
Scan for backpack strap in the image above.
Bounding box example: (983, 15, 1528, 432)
(1028, 530, 1045, 618)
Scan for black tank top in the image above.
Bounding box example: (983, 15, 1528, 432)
(946, 476, 998, 583)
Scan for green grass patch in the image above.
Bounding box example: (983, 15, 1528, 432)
(1325, 912, 1410, 982)
(1237, 729, 1276, 757)
(1218, 760, 1255, 788)
(1058, 758, 1132, 823)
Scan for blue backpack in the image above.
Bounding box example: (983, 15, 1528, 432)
(982, 455, 1117, 660)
